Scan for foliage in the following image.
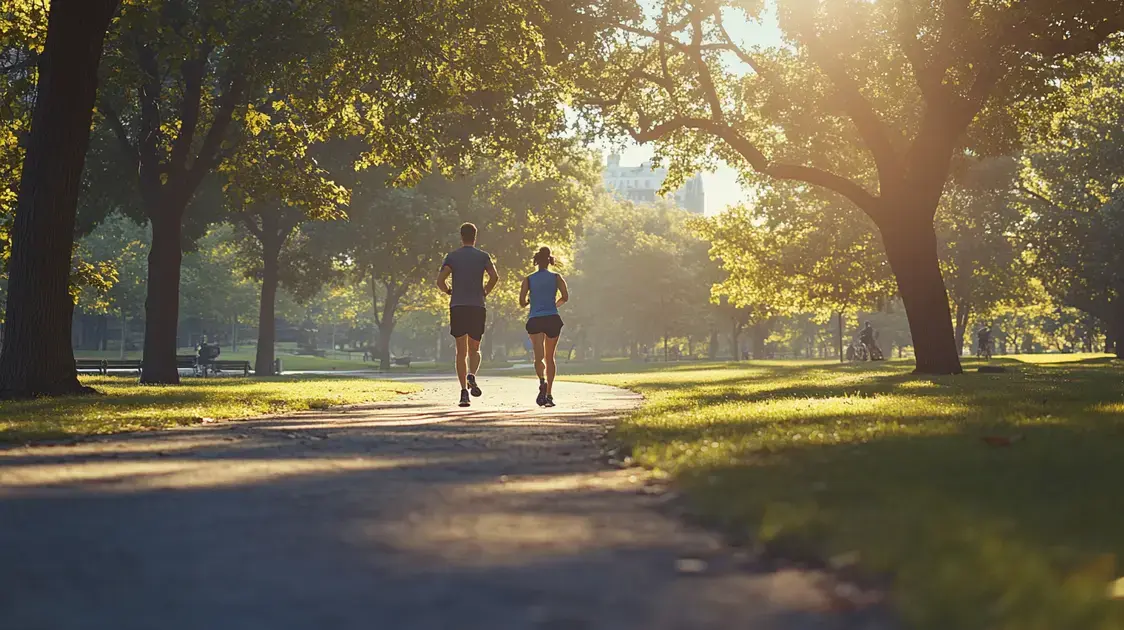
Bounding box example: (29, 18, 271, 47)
(180, 225, 258, 330)
(700, 188, 894, 321)
(1020, 59, 1124, 343)
(569, 197, 709, 355)
(74, 212, 149, 319)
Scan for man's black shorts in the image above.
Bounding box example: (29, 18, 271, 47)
(450, 306, 487, 340)
(525, 315, 564, 339)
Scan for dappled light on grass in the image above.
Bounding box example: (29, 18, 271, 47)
(0, 376, 417, 443)
(567, 360, 1124, 628)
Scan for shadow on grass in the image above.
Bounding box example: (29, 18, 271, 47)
(601, 360, 1124, 629)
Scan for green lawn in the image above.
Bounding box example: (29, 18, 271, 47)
(0, 376, 418, 443)
(562, 356, 1124, 629)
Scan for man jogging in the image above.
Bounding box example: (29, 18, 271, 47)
(436, 223, 499, 407)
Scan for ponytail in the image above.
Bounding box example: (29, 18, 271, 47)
(533, 246, 555, 268)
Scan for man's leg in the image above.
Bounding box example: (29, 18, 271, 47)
(454, 335, 469, 390)
(468, 337, 482, 377)
(544, 335, 560, 395)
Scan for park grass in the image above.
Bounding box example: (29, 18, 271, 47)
(562, 356, 1124, 629)
(0, 376, 418, 444)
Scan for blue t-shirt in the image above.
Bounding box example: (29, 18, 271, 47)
(527, 269, 559, 319)
(442, 246, 494, 308)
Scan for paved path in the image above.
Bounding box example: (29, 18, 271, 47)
(0, 376, 890, 630)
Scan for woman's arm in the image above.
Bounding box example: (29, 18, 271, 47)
(519, 276, 530, 307)
(556, 274, 569, 307)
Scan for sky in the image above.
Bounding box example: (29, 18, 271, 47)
(593, 3, 785, 216)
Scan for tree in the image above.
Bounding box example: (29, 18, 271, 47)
(75, 213, 150, 358)
(583, 0, 1124, 374)
(328, 176, 460, 370)
(701, 185, 895, 361)
(98, 0, 630, 383)
(1020, 60, 1124, 357)
(0, 0, 120, 398)
(936, 158, 1030, 353)
(571, 198, 703, 358)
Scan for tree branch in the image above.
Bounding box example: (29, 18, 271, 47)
(630, 116, 879, 214)
(800, 28, 900, 180)
(99, 102, 139, 171)
(182, 69, 247, 198)
(168, 44, 212, 174)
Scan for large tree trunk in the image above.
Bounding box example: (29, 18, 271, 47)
(953, 301, 971, 356)
(0, 0, 119, 398)
(140, 213, 185, 384)
(880, 215, 963, 375)
(254, 241, 281, 376)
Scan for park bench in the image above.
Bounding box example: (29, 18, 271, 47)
(177, 355, 198, 371)
(103, 359, 142, 375)
(76, 359, 106, 374)
(392, 356, 412, 368)
(201, 360, 251, 377)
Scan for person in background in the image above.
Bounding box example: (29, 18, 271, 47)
(519, 246, 569, 407)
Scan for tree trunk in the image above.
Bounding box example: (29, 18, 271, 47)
(0, 0, 119, 398)
(120, 309, 128, 360)
(730, 322, 742, 361)
(708, 324, 718, 360)
(140, 213, 186, 384)
(836, 312, 844, 363)
(254, 242, 281, 376)
(953, 301, 971, 356)
(879, 215, 963, 375)
(750, 322, 768, 360)
(376, 317, 397, 371)
(231, 316, 238, 352)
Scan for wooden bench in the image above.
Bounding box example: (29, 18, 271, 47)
(76, 359, 106, 374)
(391, 356, 413, 368)
(202, 360, 251, 377)
(103, 359, 142, 375)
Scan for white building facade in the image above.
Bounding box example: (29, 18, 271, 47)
(602, 154, 706, 214)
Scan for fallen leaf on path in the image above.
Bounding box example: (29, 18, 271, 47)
(981, 434, 1024, 447)
(675, 558, 708, 574)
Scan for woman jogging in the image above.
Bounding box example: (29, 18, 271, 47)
(519, 247, 568, 407)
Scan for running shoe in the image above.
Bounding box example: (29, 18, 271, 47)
(536, 381, 547, 407)
(543, 394, 556, 408)
(458, 389, 471, 408)
(467, 373, 482, 397)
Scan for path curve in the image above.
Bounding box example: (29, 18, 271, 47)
(0, 375, 888, 630)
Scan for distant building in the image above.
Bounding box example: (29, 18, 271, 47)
(602, 154, 705, 214)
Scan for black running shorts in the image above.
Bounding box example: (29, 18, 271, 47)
(525, 314, 564, 339)
(450, 306, 487, 340)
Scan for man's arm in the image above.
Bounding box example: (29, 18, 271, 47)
(483, 259, 499, 296)
(556, 274, 569, 307)
(436, 265, 453, 295)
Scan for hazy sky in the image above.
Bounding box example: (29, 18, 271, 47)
(596, 4, 784, 215)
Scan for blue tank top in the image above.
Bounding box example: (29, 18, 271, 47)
(527, 270, 559, 319)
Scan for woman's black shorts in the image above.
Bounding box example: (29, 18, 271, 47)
(525, 315, 564, 339)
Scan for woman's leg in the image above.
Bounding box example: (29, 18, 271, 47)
(531, 333, 547, 383)
(545, 335, 560, 395)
